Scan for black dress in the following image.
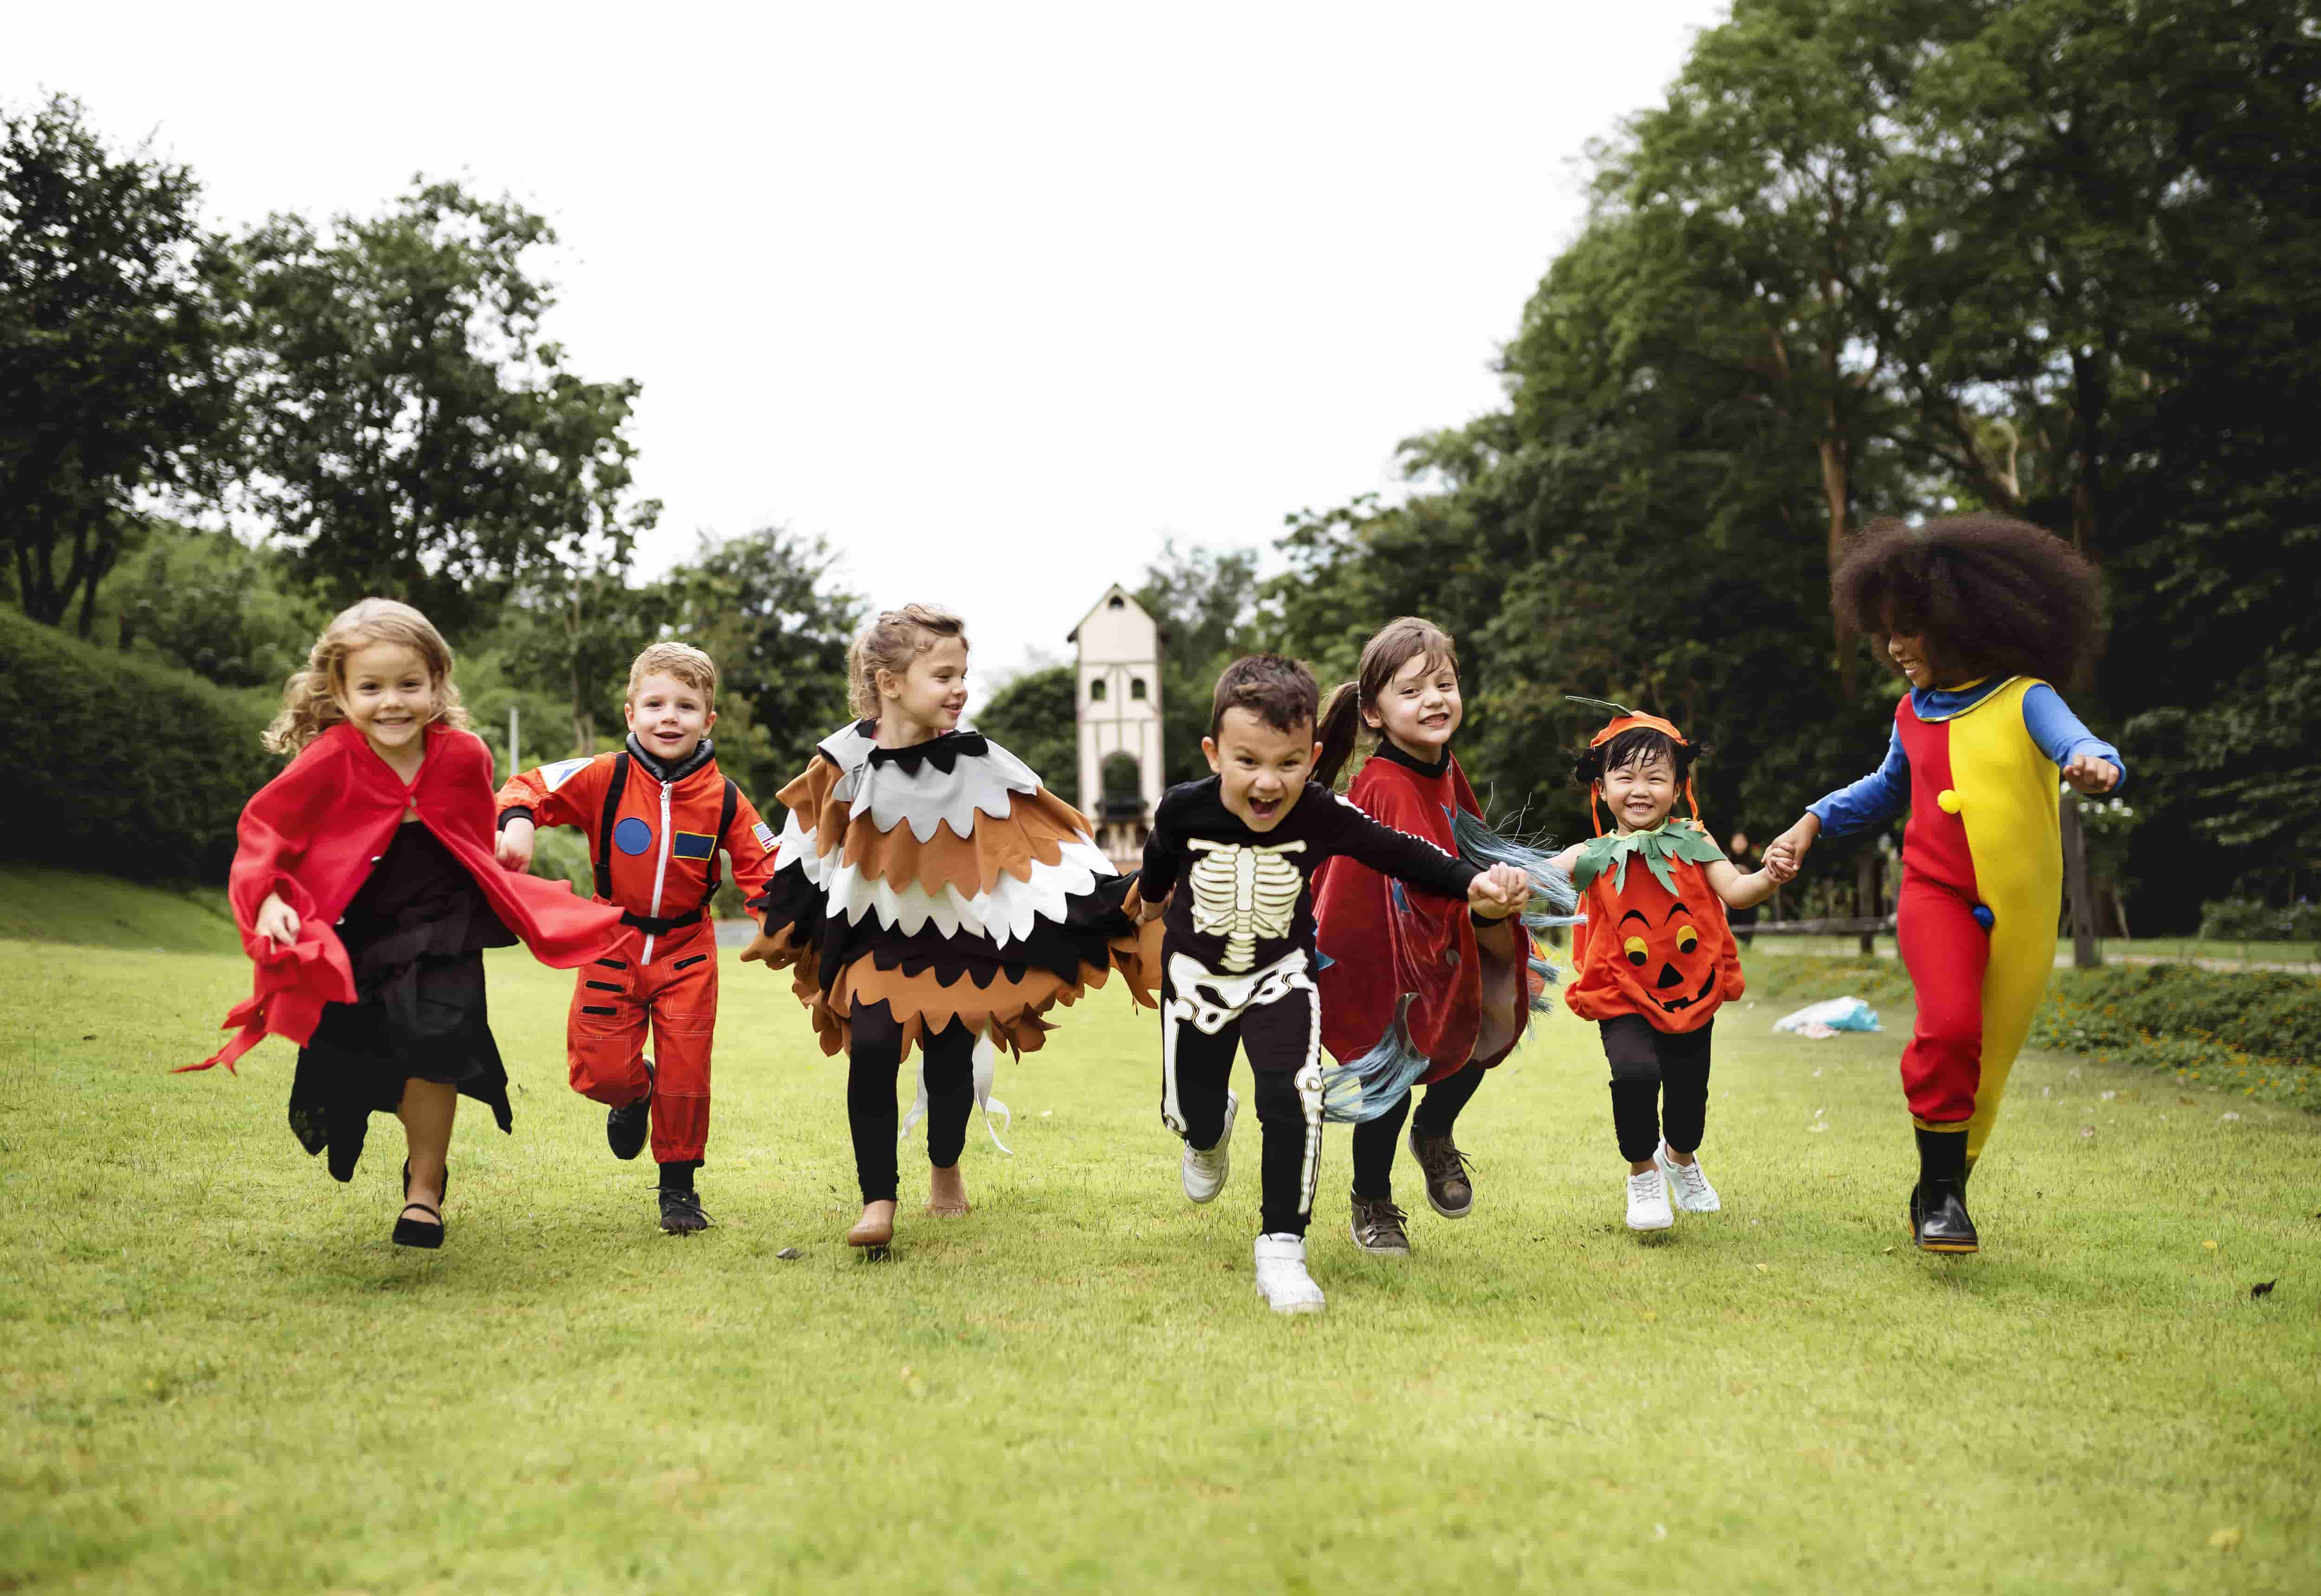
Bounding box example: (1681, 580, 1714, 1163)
(289, 820, 518, 1181)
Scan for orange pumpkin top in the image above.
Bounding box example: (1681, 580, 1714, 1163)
(1562, 822, 1743, 1033)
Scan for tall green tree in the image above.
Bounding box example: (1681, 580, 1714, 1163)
(1136, 536, 1263, 784)
(0, 94, 238, 635)
(973, 663, 1077, 789)
(235, 181, 657, 634)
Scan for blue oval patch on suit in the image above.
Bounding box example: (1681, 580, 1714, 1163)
(614, 817, 654, 856)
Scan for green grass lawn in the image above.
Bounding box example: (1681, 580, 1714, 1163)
(5, 933, 2318, 1593)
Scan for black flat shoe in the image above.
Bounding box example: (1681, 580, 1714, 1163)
(608, 1058, 655, 1161)
(394, 1159, 447, 1249)
(658, 1187, 711, 1235)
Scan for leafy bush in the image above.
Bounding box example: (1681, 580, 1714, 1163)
(2034, 962, 2321, 1069)
(2198, 898, 2321, 942)
(0, 606, 277, 881)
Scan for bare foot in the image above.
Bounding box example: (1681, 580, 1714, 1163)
(846, 1200, 896, 1247)
(925, 1163, 971, 1217)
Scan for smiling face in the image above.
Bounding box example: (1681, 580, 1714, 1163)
(1617, 895, 1721, 1016)
(1599, 749, 1679, 835)
(879, 635, 970, 739)
(1203, 707, 1319, 832)
(625, 671, 715, 764)
(334, 640, 436, 759)
(1365, 651, 1461, 760)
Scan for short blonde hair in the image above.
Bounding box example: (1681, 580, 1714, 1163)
(264, 597, 470, 754)
(847, 603, 967, 720)
(628, 641, 718, 706)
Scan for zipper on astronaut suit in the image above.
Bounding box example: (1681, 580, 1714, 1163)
(642, 780, 673, 964)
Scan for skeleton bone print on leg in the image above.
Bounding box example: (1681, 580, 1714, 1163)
(1186, 838, 1308, 973)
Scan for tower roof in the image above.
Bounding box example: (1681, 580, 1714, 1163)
(1066, 583, 1156, 643)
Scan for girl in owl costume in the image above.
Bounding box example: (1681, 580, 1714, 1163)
(1767, 516, 2122, 1255)
(743, 604, 1158, 1253)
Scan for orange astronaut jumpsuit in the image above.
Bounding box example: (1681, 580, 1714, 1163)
(497, 741, 777, 1165)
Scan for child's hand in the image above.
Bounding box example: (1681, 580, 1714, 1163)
(1467, 864, 1528, 919)
(1761, 851, 1799, 886)
(2062, 754, 2120, 795)
(1137, 886, 1173, 924)
(495, 816, 536, 872)
(739, 929, 801, 970)
(1763, 814, 1819, 874)
(254, 892, 300, 949)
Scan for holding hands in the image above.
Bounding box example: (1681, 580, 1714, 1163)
(1762, 813, 1818, 878)
(1467, 863, 1530, 920)
(2062, 754, 2120, 795)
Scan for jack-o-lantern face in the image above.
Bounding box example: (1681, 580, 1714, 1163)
(1618, 898, 1719, 1015)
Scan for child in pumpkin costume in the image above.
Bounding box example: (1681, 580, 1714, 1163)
(1310, 617, 1579, 1255)
(1767, 516, 2121, 1254)
(741, 604, 1158, 1253)
(1549, 708, 1790, 1233)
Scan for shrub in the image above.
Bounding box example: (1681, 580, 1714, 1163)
(2034, 962, 2321, 1068)
(0, 607, 278, 882)
(2198, 897, 2321, 941)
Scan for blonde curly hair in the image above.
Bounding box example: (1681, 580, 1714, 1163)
(264, 597, 470, 754)
(847, 603, 968, 721)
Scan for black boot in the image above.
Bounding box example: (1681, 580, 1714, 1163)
(607, 1057, 655, 1161)
(1913, 1127, 1977, 1254)
(657, 1159, 709, 1235)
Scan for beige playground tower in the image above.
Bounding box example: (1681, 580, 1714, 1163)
(1069, 585, 1164, 868)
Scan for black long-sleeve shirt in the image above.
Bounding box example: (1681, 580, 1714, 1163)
(1141, 777, 1479, 977)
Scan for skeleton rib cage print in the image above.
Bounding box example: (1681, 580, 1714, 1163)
(1186, 838, 1308, 973)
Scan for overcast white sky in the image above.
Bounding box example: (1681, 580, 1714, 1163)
(11, 1, 1727, 681)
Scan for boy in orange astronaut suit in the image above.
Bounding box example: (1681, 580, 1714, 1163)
(496, 643, 778, 1234)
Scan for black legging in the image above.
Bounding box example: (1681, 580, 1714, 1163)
(1599, 1014, 1713, 1163)
(847, 1011, 977, 1205)
(1349, 1060, 1488, 1200)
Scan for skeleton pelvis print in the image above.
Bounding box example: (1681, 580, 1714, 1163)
(1164, 948, 1314, 1037)
(1186, 837, 1307, 972)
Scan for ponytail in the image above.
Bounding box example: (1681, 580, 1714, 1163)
(1312, 681, 1366, 791)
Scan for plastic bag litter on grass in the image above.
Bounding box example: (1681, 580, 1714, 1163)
(1772, 997, 1882, 1036)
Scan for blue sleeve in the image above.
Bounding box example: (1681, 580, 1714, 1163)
(1808, 727, 1912, 838)
(2022, 684, 2125, 791)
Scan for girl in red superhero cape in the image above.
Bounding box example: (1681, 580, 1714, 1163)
(1548, 709, 1791, 1234)
(190, 599, 631, 1249)
(742, 604, 1157, 1255)
(1765, 516, 2121, 1254)
(1310, 617, 1579, 1254)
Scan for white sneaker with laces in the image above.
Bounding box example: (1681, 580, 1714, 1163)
(1181, 1090, 1238, 1204)
(1625, 1167, 1674, 1232)
(1654, 1143, 1722, 1213)
(1252, 1232, 1326, 1314)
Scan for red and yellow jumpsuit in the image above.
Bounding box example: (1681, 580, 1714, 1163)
(1809, 676, 2124, 1159)
(498, 742, 778, 1165)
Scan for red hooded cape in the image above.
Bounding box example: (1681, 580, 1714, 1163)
(189, 721, 634, 1073)
(1313, 749, 1537, 1082)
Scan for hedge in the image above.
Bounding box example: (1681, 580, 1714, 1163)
(0, 606, 279, 882)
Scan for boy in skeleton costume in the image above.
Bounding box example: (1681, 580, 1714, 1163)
(1139, 655, 1527, 1314)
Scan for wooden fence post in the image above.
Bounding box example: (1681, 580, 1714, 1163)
(2061, 791, 2100, 969)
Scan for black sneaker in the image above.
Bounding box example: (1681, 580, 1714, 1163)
(1349, 1192, 1412, 1255)
(1407, 1129, 1475, 1219)
(658, 1187, 711, 1235)
(607, 1058, 655, 1161)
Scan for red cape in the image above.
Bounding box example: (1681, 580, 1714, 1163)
(190, 721, 634, 1072)
(1313, 751, 1536, 1081)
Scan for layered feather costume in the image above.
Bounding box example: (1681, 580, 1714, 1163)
(744, 723, 1159, 1057)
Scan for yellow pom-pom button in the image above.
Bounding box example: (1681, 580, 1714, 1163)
(1936, 788, 1963, 814)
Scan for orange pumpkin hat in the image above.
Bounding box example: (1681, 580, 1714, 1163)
(1568, 696, 1702, 837)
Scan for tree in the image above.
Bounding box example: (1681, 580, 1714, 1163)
(1, 94, 238, 634)
(1135, 536, 1263, 784)
(111, 525, 321, 688)
(234, 180, 657, 634)
(973, 663, 1077, 790)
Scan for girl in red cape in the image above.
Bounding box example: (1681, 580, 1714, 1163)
(1310, 618, 1579, 1255)
(190, 598, 631, 1248)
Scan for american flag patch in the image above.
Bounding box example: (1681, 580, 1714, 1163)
(752, 820, 776, 853)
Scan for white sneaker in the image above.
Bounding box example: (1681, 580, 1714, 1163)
(1180, 1090, 1237, 1204)
(1654, 1143, 1722, 1213)
(1252, 1233, 1326, 1314)
(1625, 1167, 1674, 1232)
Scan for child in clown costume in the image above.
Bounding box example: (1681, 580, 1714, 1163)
(1767, 515, 2120, 1254)
(1548, 707, 1792, 1233)
(741, 604, 1159, 1254)
(1310, 616, 1580, 1255)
